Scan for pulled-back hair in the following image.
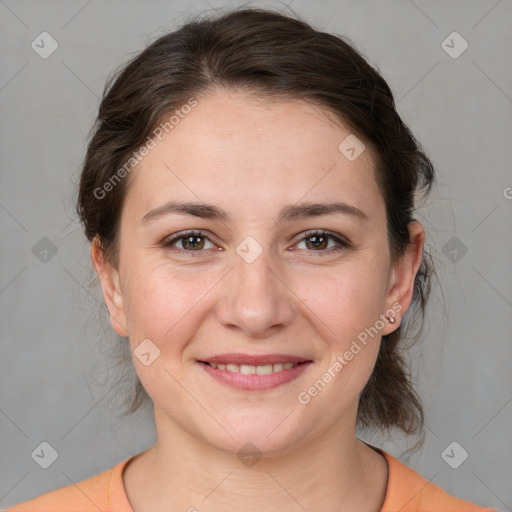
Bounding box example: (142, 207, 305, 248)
(77, 7, 436, 446)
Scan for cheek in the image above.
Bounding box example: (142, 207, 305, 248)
(297, 263, 388, 341)
(122, 260, 217, 353)
(296, 289, 383, 416)
(120, 262, 217, 403)
(294, 263, 387, 386)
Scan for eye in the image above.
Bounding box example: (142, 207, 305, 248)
(293, 230, 350, 254)
(162, 229, 350, 255)
(162, 230, 217, 252)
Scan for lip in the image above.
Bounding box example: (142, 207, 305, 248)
(198, 353, 311, 366)
(197, 357, 313, 391)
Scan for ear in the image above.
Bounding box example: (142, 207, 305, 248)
(91, 236, 128, 337)
(381, 221, 425, 335)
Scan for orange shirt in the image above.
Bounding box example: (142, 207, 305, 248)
(3, 447, 497, 511)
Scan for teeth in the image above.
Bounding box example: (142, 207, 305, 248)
(207, 362, 300, 374)
(240, 364, 256, 375)
(255, 364, 272, 375)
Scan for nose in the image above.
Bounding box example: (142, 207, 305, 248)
(215, 244, 295, 337)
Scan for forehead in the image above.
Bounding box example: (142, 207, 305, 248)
(124, 90, 383, 220)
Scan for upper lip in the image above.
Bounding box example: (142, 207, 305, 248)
(199, 353, 312, 366)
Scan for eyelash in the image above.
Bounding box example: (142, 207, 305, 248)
(161, 229, 351, 256)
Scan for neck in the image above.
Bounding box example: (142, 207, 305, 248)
(123, 407, 388, 512)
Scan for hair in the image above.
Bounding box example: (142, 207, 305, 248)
(77, 7, 436, 447)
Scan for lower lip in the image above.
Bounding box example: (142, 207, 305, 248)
(198, 361, 312, 391)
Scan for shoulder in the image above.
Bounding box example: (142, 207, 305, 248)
(378, 447, 497, 512)
(2, 456, 133, 512)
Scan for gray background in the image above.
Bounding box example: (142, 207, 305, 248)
(1, 0, 511, 510)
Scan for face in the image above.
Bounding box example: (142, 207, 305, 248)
(93, 89, 424, 455)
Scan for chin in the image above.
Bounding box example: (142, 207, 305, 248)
(197, 411, 310, 459)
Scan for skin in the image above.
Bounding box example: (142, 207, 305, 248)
(92, 88, 424, 512)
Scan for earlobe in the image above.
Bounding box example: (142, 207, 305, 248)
(91, 237, 129, 337)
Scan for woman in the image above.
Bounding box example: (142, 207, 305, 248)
(5, 8, 497, 512)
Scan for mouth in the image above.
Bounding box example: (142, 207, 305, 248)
(201, 360, 306, 374)
(197, 354, 313, 391)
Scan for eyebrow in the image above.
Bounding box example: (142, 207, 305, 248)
(141, 200, 368, 225)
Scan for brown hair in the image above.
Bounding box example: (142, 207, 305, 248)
(77, 7, 435, 445)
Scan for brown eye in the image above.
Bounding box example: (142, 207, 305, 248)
(304, 234, 329, 250)
(163, 231, 216, 251)
(180, 234, 205, 250)
(295, 230, 350, 253)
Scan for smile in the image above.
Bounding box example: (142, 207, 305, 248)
(198, 359, 312, 391)
(204, 361, 300, 374)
